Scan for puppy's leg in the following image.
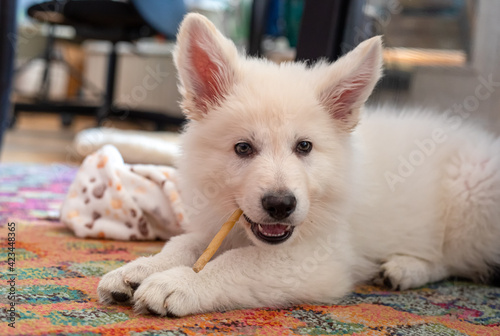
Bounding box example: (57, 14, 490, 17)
(441, 139, 500, 283)
(374, 255, 448, 290)
(98, 232, 209, 305)
(374, 139, 500, 290)
(133, 245, 352, 317)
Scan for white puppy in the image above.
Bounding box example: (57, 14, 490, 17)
(98, 13, 500, 317)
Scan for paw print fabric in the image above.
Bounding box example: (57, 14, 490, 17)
(60, 145, 186, 240)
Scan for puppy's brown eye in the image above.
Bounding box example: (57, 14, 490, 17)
(235, 142, 253, 156)
(296, 141, 312, 154)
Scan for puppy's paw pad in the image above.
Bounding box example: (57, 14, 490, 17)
(382, 273, 400, 291)
(98, 257, 158, 305)
(111, 291, 131, 303)
(146, 307, 163, 316)
(98, 270, 133, 304)
(129, 282, 140, 291)
(142, 305, 178, 318)
(375, 255, 433, 291)
(373, 267, 402, 290)
(165, 310, 179, 318)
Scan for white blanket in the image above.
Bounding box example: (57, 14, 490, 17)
(74, 128, 180, 166)
(60, 145, 186, 240)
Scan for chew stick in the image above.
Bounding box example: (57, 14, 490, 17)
(192, 208, 243, 273)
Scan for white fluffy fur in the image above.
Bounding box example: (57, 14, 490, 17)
(98, 13, 500, 316)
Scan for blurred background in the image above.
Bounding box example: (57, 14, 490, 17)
(0, 0, 498, 165)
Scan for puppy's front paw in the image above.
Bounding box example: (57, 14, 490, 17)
(374, 262, 404, 290)
(133, 267, 205, 317)
(98, 256, 159, 305)
(374, 255, 433, 291)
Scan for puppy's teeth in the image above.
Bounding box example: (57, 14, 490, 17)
(261, 232, 285, 237)
(285, 226, 291, 231)
(258, 224, 263, 233)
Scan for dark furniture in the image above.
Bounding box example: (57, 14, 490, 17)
(13, 0, 186, 129)
(295, 0, 351, 63)
(248, 0, 272, 57)
(248, 0, 356, 63)
(0, 0, 17, 150)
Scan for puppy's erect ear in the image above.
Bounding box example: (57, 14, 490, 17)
(317, 36, 383, 131)
(174, 13, 239, 120)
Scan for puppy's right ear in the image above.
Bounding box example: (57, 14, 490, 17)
(316, 36, 383, 132)
(174, 13, 239, 120)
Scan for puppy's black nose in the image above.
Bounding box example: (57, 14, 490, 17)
(261, 193, 296, 220)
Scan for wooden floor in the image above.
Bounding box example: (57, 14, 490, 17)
(1, 112, 149, 164)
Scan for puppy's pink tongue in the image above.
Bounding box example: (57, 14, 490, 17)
(259, 224, 288, 235)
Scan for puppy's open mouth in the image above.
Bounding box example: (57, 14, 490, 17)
(243, 214, 294, 244)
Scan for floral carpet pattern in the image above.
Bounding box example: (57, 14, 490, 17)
(1, 164, 499, 335)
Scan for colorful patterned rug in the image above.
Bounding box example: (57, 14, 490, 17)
(1, 164, 500, 336)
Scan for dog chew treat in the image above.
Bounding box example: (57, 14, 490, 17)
(192, 208, 243, 273)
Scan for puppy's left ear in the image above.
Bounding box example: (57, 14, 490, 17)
(174, 13, 240, 120)
(317, 36, 383, 131)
